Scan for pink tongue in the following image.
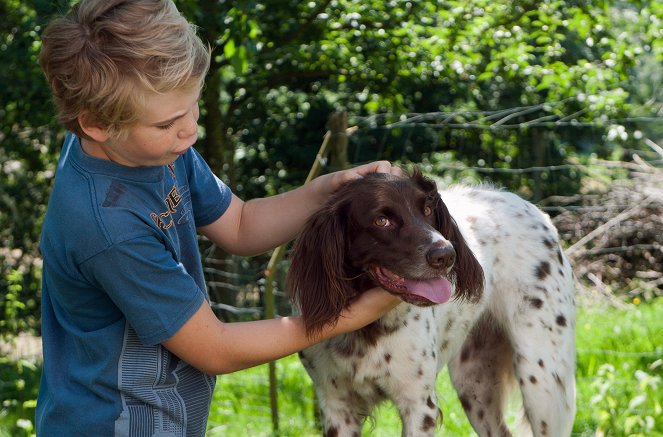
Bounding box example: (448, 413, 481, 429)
(403, 277, 452, 304)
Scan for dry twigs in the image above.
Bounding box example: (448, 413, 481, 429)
(552, 139, 663, 300)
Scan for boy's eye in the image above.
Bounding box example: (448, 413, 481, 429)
(157, 121, 175, 130)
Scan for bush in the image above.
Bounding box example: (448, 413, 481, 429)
(0, 357, 40, 437)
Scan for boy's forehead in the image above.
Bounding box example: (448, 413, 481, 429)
(139, 86, 201, 124)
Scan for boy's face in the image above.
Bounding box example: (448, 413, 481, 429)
(92, 85, 201, 167)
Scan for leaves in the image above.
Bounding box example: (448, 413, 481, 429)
(2, 0, 662, 337)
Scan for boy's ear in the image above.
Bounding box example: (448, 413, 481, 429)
(78, 112, 110, 142)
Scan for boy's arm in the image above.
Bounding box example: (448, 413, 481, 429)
(198, 161, 401, 256)
(161, 287, 400, 375)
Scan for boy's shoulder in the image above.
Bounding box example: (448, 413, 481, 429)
(43, 135, 169, 252)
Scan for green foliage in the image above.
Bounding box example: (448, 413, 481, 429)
(589, 363, 662, 435)
(0, 270, 39, 339)
(2, 0, 662, 335)
(575, 298, 663, 436)
(0, 358, 39, 437)
(0, 0, 63, 338)
(176, 0, 661, 202)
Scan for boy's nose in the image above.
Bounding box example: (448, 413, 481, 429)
(179, 110, 198, 138)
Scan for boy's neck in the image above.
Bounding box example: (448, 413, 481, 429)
(80, 137, 112, 162)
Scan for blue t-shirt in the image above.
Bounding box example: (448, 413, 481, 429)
(36, 133, 232, 436)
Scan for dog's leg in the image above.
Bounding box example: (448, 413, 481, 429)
(392, 388, 440, 437)
(299, 351, 365, 437)
(505, 281, 576, 437)
(449, 314, 516, 437)
(317, 399, 363, 437)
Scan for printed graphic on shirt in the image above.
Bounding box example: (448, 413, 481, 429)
(114, 325, 215, 436)
(151, 163, 192, 230)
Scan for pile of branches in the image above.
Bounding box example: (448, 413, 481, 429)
(552, 140, 663, 300)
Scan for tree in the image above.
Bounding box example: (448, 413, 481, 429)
(0, 0, 65, 337)
(1, 0, 660, 333)
(178, 0, 659, 200)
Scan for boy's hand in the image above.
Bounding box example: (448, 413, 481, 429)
(348, 160, 404, 178)
(325, 160, 404, 194)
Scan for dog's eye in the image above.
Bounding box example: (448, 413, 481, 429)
(374, 216, 390, 227)
(424, 206, 433, 216)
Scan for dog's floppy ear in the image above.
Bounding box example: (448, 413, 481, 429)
(286, 200, 353, 338)
(412, 168, 485, 302)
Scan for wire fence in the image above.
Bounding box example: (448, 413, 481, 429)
(197, 106, 662, 433)
(204, 106, 663, 322)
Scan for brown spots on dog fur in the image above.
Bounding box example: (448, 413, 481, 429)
(421, 414, 436, 432)
(526, 296, 544, 309)
(332, 323, 399, 357)
(459, 343, 473, 362)
(529, 375, 538, 384)
(459, 395, 472, 412)
(556, 315, 567, 327)
(536, 261, 551, 279)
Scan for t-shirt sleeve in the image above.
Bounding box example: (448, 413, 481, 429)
(184, 147, 232, 227)
(80, 236, 206, 346)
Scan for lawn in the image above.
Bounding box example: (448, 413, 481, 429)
(208, 298, 663, 436)
(1, 298, 662, 436)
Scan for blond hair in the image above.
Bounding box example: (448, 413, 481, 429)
(39, 0, 210, 139)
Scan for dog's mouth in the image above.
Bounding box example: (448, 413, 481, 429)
(369, 266, 452, 305)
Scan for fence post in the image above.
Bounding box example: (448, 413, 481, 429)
(327, 111, 350, 170)
(263, 112, 347, 433)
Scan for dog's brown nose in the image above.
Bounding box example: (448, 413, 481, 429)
(426, 245, 456, 269)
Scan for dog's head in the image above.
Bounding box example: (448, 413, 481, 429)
(286, 167, 484, 336)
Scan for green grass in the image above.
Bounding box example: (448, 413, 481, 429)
(574, 298, 663, 437)
(208, 355, 485, 436)
(208, 299, 663, 436)
(2, 299, 662, 436)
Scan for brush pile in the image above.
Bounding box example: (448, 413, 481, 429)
(552, 140, 663, 301)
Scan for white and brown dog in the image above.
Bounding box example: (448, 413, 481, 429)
(287, 169, 576, 437)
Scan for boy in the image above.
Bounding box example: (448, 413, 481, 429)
(37, 0, 401, 435)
